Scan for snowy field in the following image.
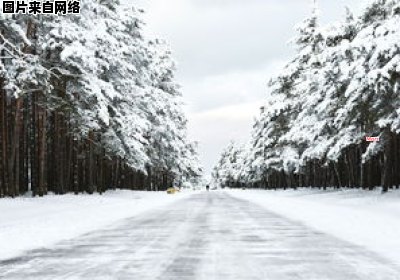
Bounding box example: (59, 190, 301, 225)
(2, 187, 400, 276)
(228, 188, 400, 265)
(0, 190, 193, 261)
(2, 191, 399, 279)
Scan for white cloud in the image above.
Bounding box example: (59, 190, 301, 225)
(191, 101, 261, 124)
(182, 60, 285, 112)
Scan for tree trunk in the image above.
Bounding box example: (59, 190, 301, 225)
(382, 129, 393, 193)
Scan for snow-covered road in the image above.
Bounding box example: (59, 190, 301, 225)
(1, 192, 399, 279)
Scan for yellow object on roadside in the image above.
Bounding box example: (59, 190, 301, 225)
(167, 188, 176, 194)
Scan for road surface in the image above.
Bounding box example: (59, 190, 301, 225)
(1, 192, 399, 279)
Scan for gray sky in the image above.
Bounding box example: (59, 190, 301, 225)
(132, 0, 367, 177)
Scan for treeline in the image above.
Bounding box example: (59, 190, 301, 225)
(0, 1, 202, 198)
(213, 0, 400, 192)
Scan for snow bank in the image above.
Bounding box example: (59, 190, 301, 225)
(228, 188, 400, 265)
(0, 190, 192, 261)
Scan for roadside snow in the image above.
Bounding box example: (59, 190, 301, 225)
(0, 190, 192, 261)
(228, 188, 400, 265)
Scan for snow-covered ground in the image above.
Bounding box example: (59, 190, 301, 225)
(2, 191, 399, 279)
(228, 188, 400, 265)
(0, 190, 193, 261)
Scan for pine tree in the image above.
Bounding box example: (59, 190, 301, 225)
(213, 0, 400, 192)
(0, 1, 202, 198)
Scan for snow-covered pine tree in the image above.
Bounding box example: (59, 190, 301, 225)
(214, 0, 400, 191)
(0, 0, 201, 197)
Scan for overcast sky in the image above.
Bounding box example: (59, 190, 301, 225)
(132, 0, 367, 177)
